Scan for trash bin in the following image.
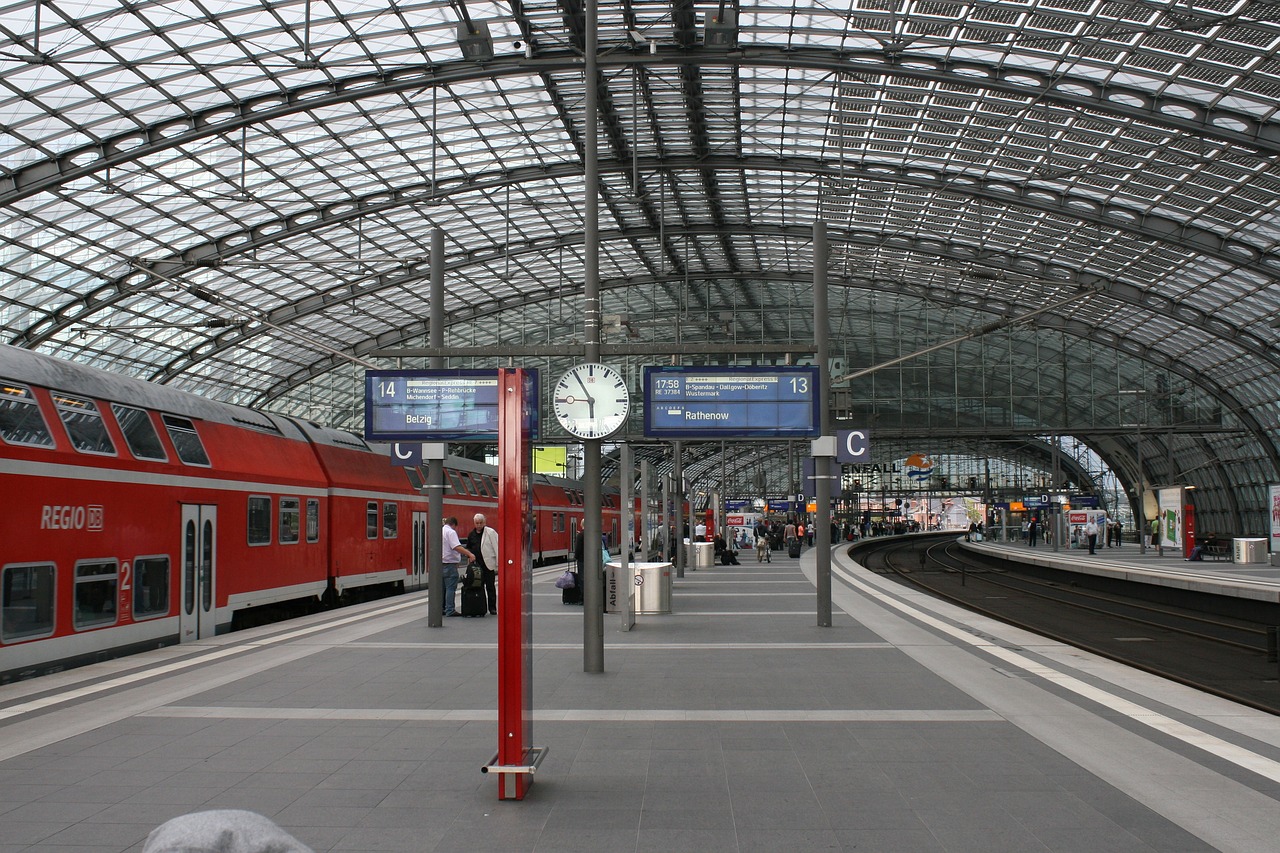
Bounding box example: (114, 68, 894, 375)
(694, 541, 715, 569)
(632, 562, 672, 614)
(1233, 538, 1267, 564)
(604, 561, 625, 614)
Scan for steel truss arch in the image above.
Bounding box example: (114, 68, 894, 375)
(5, 44, 1279, 209)
(52, 243, 1278, 418)
(18, 155, 1275, 364)
(237, 268, 1263, 459)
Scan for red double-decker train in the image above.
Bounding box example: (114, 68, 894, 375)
(0, 345, 622, 683)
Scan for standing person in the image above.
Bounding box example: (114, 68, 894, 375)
(1085, 517, 1099, 555)
(1114, 519, 1123, 547)
(441, 516, 474, 617)
(1028, 516, 1039, 547)
(466, 513, 499, 615)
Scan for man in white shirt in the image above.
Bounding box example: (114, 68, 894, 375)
(1085, 518, 1099, 555)
(441, 516, 474, 617)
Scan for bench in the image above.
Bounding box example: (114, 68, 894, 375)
(1204, 544, 1229, 561)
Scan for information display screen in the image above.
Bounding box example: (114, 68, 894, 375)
(642, 366, 820, 438)
(364, 369, 539, 441)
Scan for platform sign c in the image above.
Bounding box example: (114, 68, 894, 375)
(836, 429, 870, 463)
(390, 442, 424, 467)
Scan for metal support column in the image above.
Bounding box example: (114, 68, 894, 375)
(427, 228, 445, 628)
(814, 221, 832, 627)
(581, 0, 604, 673)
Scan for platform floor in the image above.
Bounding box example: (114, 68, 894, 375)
(966, 534, 1280, 601)
(1, 546, 1278, 852)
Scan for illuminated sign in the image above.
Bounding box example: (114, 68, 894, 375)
(642, 366, 819, 438)
(364, 369, 539, 442)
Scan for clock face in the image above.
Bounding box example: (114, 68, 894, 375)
(553, 363, 630, 439)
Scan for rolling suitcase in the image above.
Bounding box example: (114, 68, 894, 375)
(461, 585, 487, 616)
(787, 539, 802, 558)
(460, 567, 487, 616)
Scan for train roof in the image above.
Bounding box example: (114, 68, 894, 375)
(0, 344, 314, 442)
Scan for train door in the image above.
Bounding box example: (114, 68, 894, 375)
(179, 504, 217, 641)
(411, 511, 427, 589)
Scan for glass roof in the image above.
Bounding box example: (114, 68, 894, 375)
(3, 0, 1280, 530)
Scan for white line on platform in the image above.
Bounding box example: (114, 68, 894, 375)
(351, 641, 892, 650)
(141, 706, 1000, 723)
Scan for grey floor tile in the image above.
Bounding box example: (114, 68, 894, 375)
(735, 827, 844, 852)
(640, 804, 736, 831)
(834, 827, 947, 852)
(634, 828, 740, 853)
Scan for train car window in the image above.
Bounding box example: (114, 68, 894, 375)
(446, 470, 464, 495)
(247, 496, 272, 545)
(279, 498, 301, 544)
(405, 467, 424, 490)
(0, 383, 54, 448)
(184, 521, 195, 614)
(132, 556, 169, 618)
(111, 404, 168, 461)
(480, 476, 496, 497)
(52, 394, 116, 456)
(383, 502, 399, 539)
(73, 560, 118, 630)
(366, 502, 378, 539)
(306, 499, 320, 543)
(2, 563, 55, 641)
(161, 414, 211, 466)
(462, 474, 478, 496)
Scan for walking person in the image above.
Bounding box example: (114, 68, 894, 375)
(440, 516, 474, 617)
(466, 513, 499, 615)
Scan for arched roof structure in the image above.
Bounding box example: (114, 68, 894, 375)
(3, 1, 1280, 533)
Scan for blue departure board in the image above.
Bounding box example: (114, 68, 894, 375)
(364, 369, 539, 442)
(642, 366, 820, 438)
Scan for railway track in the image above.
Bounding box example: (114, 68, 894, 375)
(852, 535, 1280, 715)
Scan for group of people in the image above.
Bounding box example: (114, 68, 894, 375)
(1018, 515, 1127, 553)
(440, 514, 499, 617)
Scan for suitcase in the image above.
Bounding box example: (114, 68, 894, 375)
(787, 539, 802, 558)
(461, 585, 487, 616)
(561, 572, 583, 605)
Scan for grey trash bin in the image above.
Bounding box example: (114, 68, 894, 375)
(634, 562, 672, 614)
(1232, 538, 1267, 564)
(694, 541, 715, 568)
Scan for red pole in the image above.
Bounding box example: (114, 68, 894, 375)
(1184, 501, 1196, 560)
(495, 368, 535, 799)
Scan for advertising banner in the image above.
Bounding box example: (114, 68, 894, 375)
(1270, 485, 1280, 552)
(1156, 487, 1184, 552)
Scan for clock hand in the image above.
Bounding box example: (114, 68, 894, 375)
(573, 371, 596, 418)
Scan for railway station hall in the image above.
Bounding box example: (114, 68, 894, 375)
(2, 2, 1280, 852)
